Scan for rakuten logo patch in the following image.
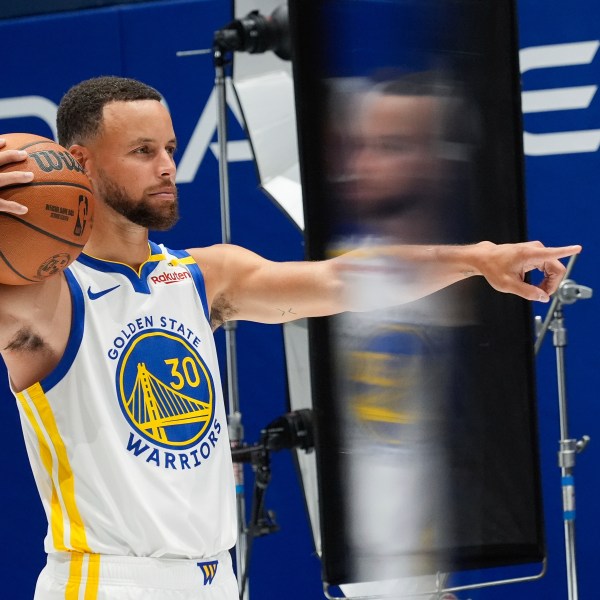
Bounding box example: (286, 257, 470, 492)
(151, 271, 192, 285)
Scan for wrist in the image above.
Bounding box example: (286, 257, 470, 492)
(434, 241, 494, 280)
(464, 241, 496, 278)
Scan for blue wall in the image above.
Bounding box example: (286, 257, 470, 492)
(0, 1, 597, 599)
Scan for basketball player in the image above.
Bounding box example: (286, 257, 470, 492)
(0, 77, 580, 600)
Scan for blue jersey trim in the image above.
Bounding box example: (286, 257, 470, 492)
(41, 269, 86, 393)
(167, 247, 210, 323)
(76, 241, 164, 294)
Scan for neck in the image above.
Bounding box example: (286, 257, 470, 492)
(83, 208, 151, 269)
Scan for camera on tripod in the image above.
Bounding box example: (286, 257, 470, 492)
(231, 408, 314, 464)
(213, 5, 291, 60)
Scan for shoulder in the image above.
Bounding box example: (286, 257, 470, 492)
(0, 273, 67, 350)
(0, 276, 54, 309)
(187, 243, 264, 264)
(186, 244, 268, 288)
(0, 272, 66, 314)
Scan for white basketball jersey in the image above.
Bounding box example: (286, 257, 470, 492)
(14, 242, 237, 558)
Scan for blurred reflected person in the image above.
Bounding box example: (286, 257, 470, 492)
(339, 71, 470, 244)
(330, 72, 476, 595)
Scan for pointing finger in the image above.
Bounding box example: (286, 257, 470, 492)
(534, 244, 582, 260)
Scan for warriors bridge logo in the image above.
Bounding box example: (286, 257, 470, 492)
(115, 328, 216, 454)
(349, 324, 437, 447)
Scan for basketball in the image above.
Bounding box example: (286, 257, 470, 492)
(0, 133, 95, 285)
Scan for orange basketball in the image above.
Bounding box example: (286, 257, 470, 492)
(0, 133, 95, 285)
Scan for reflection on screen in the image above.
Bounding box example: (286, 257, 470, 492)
(291, 0, 544, 587)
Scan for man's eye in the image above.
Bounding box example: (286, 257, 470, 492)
(166, 146, 177, 156)
(135, 146, 151, 154)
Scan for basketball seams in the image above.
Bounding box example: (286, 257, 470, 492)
(0, 213, 87, 249)
(2, 181, 94, 195)
(17, 140, 55, 151)
(0, 249, 38, 283)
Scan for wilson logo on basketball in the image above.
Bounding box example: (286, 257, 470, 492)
(29, 149, 86, 174)
(151, 271, 192, 285)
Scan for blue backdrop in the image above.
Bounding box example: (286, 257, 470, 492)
(0, 1, 597, 599)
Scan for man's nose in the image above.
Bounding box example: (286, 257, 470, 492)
(158, 150, 176, 178)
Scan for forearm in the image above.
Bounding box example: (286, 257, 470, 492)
(333, 240, 578, 311)
(332, 243, 483, 312)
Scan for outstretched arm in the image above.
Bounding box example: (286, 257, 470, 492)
(190, 241, 581, 327)
(338, 240, 580, 308)
(0, 139, 32, 214)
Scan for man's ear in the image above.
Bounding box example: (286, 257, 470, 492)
(68, 144, 91, 175)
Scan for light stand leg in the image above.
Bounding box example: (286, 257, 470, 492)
(214, 49, 248, 600)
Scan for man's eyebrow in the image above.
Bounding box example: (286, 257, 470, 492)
(129, 137, 178, 146)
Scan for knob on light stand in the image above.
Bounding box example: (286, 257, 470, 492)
(534, 255, 592, 600)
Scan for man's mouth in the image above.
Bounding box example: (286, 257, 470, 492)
(149, 187, 176, 200)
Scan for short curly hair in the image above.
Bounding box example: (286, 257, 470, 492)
(57, 76, 162, 148)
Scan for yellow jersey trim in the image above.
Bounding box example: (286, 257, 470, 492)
(168, 256, 196, 267)
(66, 552, 83, 600)
(19, 383, 90, 553)
(64, 553, 100, 600)
(84, 554, 101, 599)
(16, 391, 67, 551)
(82, 242, 165, 277)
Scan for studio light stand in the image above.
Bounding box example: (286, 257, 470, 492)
(210, 43, 251, 600)
(534, 255, 592, 600)
(211, 8, 291, 599)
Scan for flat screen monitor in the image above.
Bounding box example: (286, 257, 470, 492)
(289, 0, 545, 587)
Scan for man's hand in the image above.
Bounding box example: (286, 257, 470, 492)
(471, 240, 582, 302)
(0, 138, 32, 214)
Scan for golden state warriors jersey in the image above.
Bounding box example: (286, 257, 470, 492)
(14, 242, 237, 558)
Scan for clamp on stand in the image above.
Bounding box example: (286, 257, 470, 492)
(534, 255, 592, 600)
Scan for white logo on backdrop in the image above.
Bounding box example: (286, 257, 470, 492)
(520, 40, 600, 155)
(176, 79, 253, 184)
(0, 81, 253, 184)
(1, 41, 598, 165)
(0, 96, 58, 139)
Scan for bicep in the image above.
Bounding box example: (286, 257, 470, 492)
(189, 245, 344, 325)
(233, 258, 344, 323)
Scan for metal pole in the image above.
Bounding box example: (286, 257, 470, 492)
(551, 309, 579, 600)
(214, 47, 248, 599)
(536, 268, 592, 600)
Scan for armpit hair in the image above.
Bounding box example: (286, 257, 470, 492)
(210, 294, 238, 330)
(4, 327, 47, 353)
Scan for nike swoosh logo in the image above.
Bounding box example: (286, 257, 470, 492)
(87, 284, 121, 300)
